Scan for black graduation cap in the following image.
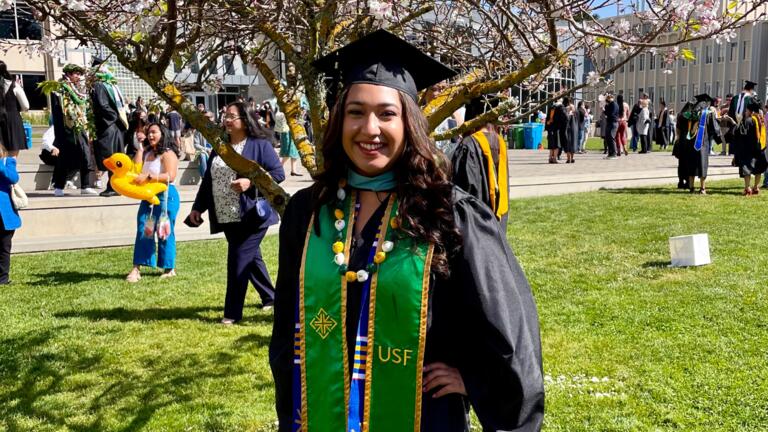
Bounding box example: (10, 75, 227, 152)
(312, 29, 457, 102)
(694, 94, 713, 104)
(91, 56, 106, 67)
(464, 94, 502, 122)
(744, 80, 757, 90)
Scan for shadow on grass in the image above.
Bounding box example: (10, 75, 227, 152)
(29, 271, 127, 286)
(54, 305, 273, 325)
(604, 186, 744, 196)
(0, 327, 275, 431)
(642, 260, 671, 268)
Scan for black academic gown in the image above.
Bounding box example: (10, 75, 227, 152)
(449, 131, 509, 227)
(564, 110, 579, 153)
(733, 116, 768, 177)
(673, 105, 721, 179)
(91, 81, 127, 171)
(50, 91, 89, 170)
(546, 105, 567, 150)
(269, 186, 545, 432)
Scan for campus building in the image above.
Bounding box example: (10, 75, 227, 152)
(584, 4, 768, 112)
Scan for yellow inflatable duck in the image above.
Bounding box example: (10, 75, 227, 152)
(103, 153, 168, 205)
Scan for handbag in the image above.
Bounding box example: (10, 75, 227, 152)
(10, 184, 28, 210)
(239, 193, 272, 224)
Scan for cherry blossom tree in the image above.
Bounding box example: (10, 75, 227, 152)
(2, 0, 765, 212)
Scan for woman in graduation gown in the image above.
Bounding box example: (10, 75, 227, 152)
(269, 30, 544, 432)
(673, 94, 722, 194)
(732, 99, 767, 195)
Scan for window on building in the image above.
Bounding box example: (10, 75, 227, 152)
(680, 56, 686, 68)
(705, 45, 712, 64)
(619, 56, 625, 73)
(639, 54, 644, 71)
(648, 87, 655, 104)
(704, 82, 711, 96)
(19, 73, 46, 110)
(715, 81, 720, 97)
(223, 55, 235, 75)
(692, 83, 698, 97)
(669, 86, 676, 105)
(681, 85, 688, 102)
(629, 57, 635, 72)
(629, 89, 635, 106)
(189, 53, 200, 74)
(728, 80, 736, 95)
(658, 88, 665, 104)
(742, 40, 749, 60)
(716, 44, 723, 63)
(0, 0, 43, 40)
(650, 54, 656, 70)
(692, 47, 698, 65)
(729, 42, 737, 62)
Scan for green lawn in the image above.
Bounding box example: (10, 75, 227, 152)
(3, 179, 767, 431)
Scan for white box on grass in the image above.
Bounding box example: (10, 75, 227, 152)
(669, 233, 711, 267)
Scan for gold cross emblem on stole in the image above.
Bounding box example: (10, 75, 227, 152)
(310, 308, 337, 339)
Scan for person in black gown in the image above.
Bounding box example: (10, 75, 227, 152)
(545, 99, 567, 163)
(732, 99, 767, 195)
(269, 30, 544, 432)
(449, 95, 510, 226)
(673, 94, 722, 194)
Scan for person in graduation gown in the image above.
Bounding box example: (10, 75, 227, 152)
(545, 99, 567, 163)
(51, 64, 96, 196)
(732, 99, 767, 195)
(269, 30, 544, 432)
(727, 80, 757, 130)
(90, 57, 128, 197)
(673, 94, 722, 194)
(563, 97, 579, 163)
(449, 94, 510, 226)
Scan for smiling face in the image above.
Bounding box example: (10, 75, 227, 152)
(342, 84, 406, 176)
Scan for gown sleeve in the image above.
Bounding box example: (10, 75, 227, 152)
(450, 138, 488, 206)
(269, 187, 314, 431)
(452, 189, 544, 431)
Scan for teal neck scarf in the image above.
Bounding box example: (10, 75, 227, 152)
(347, 169, 397, 191)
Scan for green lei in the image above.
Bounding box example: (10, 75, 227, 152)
(38, 79, 91, 135)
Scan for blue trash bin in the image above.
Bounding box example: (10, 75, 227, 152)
(522, 122, 543, 149)
(23, 121, 33, 149)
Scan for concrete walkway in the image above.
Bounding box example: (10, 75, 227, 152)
(507, 149, 739, 197)
(14, 149, 740, 253)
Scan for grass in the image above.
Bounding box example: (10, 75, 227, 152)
(3, 178, 768, 431)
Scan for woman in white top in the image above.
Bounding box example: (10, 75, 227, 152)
(637, 99, 651, 153)
(0, 61, 30, 156)
(126, 122, 180, 282)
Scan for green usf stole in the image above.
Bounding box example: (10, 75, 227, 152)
(297, 192, 433, 431)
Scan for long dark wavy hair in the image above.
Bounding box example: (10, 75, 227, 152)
(226, 101, 276, 145)
(0, 61, 12, 81)
(313, 87, 461, 279)
(616, 94, 625, 118)
(143, 122, 176, 156)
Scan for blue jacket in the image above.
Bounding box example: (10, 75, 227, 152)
(192, 137, 285, 234)
(0, 158, 21, 230)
